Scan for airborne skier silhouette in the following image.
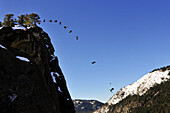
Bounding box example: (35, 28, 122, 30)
(64, 26, 67, 29)
(91, 61, 96, 64)
(76, 36, 78, 40)
(110, 88, 114, 93)
(39, 18, 79, 41)
(69, 30, 72, 33)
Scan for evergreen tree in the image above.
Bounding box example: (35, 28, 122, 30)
(29, 13, 40, 27)
(17, 14, 26, 26)
(17, 14, 31, 28)
(24, 14, 33, 27)
(3, 14, 15, 27)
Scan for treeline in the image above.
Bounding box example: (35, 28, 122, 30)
(130, 79, 170, 113)
(0, 13, 40, 28)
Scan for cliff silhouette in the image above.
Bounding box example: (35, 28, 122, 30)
(0, 26, 75, 113)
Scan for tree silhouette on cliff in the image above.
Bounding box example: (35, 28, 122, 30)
(1, 13, 79, 40)
(17, 14, 33, 28)
(29, 13, 41, 27)
(3, 14, 15, 27)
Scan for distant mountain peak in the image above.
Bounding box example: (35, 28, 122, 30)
(73, 99, 103, 113)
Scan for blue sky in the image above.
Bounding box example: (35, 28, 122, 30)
(1, 0, 170, 103)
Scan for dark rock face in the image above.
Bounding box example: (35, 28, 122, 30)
(0, 27, 75, 113)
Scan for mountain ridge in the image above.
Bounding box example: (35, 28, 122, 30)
(73, 99, 103, 113)
(95, 66, 170, 113)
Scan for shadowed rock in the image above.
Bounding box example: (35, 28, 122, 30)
(0, 27, 75, 113)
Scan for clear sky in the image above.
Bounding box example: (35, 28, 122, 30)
(1, 0, 170, 103)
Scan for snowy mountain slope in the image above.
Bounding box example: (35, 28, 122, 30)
(73, 99, 103, 113)
(94, 67, 170, 113)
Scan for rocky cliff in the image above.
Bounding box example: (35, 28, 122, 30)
(0, 26, 75, 113)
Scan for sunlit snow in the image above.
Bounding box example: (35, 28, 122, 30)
(94, 70, 170, 113)
(0, 44, 7, 49)
(50, 55, 55, 62)
(12, 25, 26, 30)
(51, 72, 57, 83)
(16, 56, 30, 62)
(58, 86, 62, 92)
(46, 45, 49, 48)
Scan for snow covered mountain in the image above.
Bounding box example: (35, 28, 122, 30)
(74, 99, 103, 113)
(94, 66, 170, 113)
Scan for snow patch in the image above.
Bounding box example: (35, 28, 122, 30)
(0, 44, 7, 49)
(51, 72, 57, 83)
(50, 55, 55, 62)
(46, 45, 49, 48)
(12, 25, 26, 30)
(0, 25, 32, 30)
(16, 56, 30, 62)
(51, 72, 60, 77)
(8, 94, 17, 102)
(97, 106, 100, 109)
(58, 87, 62, 92)
(90, 101, 95, 105)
